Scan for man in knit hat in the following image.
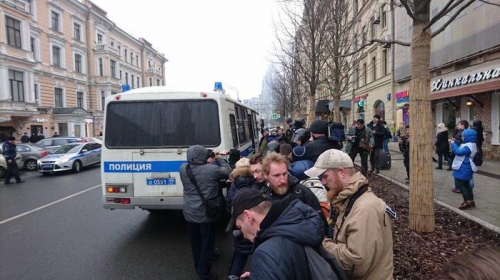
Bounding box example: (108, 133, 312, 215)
(367, 115, 386, 173)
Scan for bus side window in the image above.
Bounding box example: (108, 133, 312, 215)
(229, 114, 238, 148)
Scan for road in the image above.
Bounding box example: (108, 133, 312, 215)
(0, 167, 234, 280)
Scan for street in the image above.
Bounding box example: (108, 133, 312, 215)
(0, 167, 234, 280)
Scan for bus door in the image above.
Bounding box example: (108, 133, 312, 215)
(248, 113, 256, 153)
(131, 150, 184, 197)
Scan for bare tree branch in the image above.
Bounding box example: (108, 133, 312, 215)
(431, 0, 475, 38)
(423, 0, 457, 31)
(399, 0, 419, 21)
(479, 0, 500, 7)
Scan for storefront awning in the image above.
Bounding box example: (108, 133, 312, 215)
(431, 79, 500, 100)
(328, 100, 351, 111)
(315, 100, 330, 113)
(0, 126, 16, 132)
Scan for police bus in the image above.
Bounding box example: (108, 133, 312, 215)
(101, 86, 259, 211)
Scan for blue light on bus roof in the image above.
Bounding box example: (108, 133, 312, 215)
(214, 82, 223, 91)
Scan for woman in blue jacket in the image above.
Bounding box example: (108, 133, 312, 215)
(451, 129, 478, 210)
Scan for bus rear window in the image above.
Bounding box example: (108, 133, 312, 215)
(105, 100, 221, 148)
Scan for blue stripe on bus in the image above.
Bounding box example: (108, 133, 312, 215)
(103, 161, 187, 173)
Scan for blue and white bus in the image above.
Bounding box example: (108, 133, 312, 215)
(101, 87, 259, 211)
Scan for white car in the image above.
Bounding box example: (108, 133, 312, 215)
(37, 142, 101, 175)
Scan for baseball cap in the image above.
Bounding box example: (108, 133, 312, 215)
(304, 149, 354, 178)
(226, 189, 270, 232)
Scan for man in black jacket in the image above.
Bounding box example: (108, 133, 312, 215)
(305, 120, 341, 162)
(367, 115, 386, 174)
(226, 189, 324, 280)
(2, 136, 22, 184)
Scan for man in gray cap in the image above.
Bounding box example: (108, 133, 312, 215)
(304, 149, 394, 280)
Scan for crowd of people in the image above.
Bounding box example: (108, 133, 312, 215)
(179, 116, 491, 280)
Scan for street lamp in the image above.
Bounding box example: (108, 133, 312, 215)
(225, 85, 240, 102)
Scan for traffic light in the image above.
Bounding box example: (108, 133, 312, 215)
(357, 99, 365, 113)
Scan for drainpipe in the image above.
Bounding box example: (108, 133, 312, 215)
(85, 4, 94, 136)
(390, 0, 396, 127)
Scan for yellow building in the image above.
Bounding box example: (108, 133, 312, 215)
(0, 0, 167, 140)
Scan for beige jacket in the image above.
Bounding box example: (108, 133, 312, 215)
(323, 172, 394, 280)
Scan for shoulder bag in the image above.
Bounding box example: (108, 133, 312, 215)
(185, 164, 224, 219)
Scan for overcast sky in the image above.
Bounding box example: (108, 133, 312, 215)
(90, 0, 282, 100)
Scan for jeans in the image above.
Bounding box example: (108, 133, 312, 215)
(437, 152, 452, 168)
(383, 140, 389, 152)
(370, 148, 381, 171)
(455, 178, 474, 201)
(349, 147, 369, 176)
(187, 221, 217, 280)
(4, 159, 21, 184)
(228, 233, 252, 276)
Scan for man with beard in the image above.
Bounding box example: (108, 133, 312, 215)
(305, 149, 394, 280)
(261, 153, 327, 233)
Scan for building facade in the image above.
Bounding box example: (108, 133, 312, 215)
(0, 0, 167, 141)
(394, 1, 500, 160)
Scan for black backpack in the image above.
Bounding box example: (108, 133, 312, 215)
(304, 245, 347, 280)
(473, 150, 483, 166)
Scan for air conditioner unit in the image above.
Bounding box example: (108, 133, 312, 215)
(381, 35, 391, 48)
(372, 12, 380, 24)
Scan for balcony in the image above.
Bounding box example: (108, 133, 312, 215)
(1, 0, 30, 14)
(146, 68, 162, 76)
(93, 44, 120, 56)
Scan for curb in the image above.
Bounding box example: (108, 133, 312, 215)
(375, 171, 500, 235)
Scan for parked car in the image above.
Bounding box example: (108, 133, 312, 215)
(0, 154, 24, 178)
(37, 142, 102, 175)
(34, 137, 81, 153)
(16, 144, 49, 171)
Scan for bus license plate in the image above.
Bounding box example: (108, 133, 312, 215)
(146, 178, 176, 186)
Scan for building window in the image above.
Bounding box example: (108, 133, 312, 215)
(110, 60, 116, 78)
(54, 88, 63, 107)
(148, 60, 151, 69)
(157, 79, 160, 86)
(149, 77, 152, 86)
(381, 4, 387, 28)
(130, 52, 133, 64)
(362, 26, 366, 44)
(118, 45, 121, 56)
(363, 63, 367, 85)
(124, 49, 128, 62)
(372, 56, 376, 81)
(52, 46, 61, 67)
(354, 69, 359, 89)
(97, 33, 103, 44)
(99, 58, 103, 76)
(125, 73, 128, 84)
(6, 16, 22, 48)
(119, 70, 122, 80)
(111, 91, 117, 95)
(136, 55, 139, 67)
(30, 36, 36, 59)
(131, 74, 135, 88)
(51, 11, 60, 32)
(374, 100, 386, 120)
(137, 77, 140, 88)
(73, 23, 81, 41)
(382, 50, 388, 75)
(371, 22, 376, 39)
(101, 91, 106, 110)
(77, 91, 84, 108)
(75, 54, 82, 73)
(34, 83, 39, 104)
(9, 70, 25, 102)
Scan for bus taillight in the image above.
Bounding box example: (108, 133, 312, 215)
(107, 186, 127, 193)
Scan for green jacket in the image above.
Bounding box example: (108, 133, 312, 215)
(345, 126, 374, 154)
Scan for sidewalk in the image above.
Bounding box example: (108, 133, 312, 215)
(354, 142, 500, 233)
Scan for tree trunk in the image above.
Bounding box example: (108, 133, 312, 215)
(333, 94, 341, 122)
(408, 21, 435, 232)
(308, 94, 316, 125)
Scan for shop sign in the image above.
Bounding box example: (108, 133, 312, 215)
(395, 91, 408, 103)
(35, 118, 47, 123)
(353, 94, 368, 102)
(432, 67, 500, 92)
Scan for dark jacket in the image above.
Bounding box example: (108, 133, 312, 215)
(20, 135, 30, 143)
(305, 136, 341, 162)
(179, 145, 231, 223)
(251, 196, 324, 280)
(367, 121, 385, 149)
(399, 136, 410, 166)
(2, 142, 17, 160)
(435, 131, 449, 154)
